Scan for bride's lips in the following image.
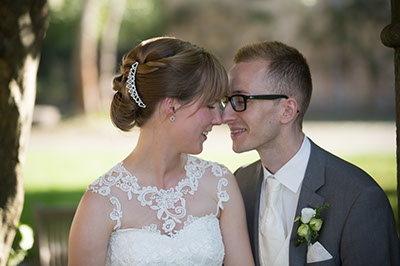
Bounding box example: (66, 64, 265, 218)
(229, 127, 247, 139)
(201, 130, 210, 140)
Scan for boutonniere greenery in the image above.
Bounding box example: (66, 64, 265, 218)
(294, 203, 329, 247)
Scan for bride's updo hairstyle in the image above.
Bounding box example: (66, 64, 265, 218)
(111, 37, 228, 131)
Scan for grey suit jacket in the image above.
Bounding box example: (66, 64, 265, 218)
(235, 140, 400, 266)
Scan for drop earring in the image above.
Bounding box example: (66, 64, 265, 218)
(170, 106, 176, 122)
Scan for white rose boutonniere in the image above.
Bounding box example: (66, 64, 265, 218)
(294, 203, 329, 247)
(300, 208, 316, 223)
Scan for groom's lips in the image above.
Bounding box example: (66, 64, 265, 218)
(230, 127, 247, 139)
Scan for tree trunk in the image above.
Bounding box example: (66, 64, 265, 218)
(0, 0, 48, 266)
(0, 1, 48, 265)
(381, 0, 400, 233)
(76, 0, 102, 113)
(99, 0, 126, 111)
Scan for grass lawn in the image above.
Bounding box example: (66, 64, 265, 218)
(18, 118, 398, 262)
(21, 148, 398, 224)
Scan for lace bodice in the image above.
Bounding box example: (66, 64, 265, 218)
(87, 156, 230, 266)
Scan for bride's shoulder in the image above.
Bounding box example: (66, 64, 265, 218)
(188, 156, 232, 177)
(76, 164, 125, 217)
(86, 161, 128, 196)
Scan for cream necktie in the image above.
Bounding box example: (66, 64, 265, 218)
(260, 177, 286, 266)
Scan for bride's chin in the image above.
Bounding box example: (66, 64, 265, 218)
(185, 145, 203, 155)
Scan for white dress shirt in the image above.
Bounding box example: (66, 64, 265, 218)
(259, 136, 311, 265)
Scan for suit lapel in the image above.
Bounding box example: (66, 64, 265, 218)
(252, 163, 263, 266)
(289, 141, 327, 266)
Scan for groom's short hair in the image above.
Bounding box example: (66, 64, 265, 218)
(234, 41, 312, 128)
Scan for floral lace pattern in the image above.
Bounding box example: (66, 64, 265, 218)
(107, 215, 225, 266)
(88, 156, 230, 265)
(87, 156, 229, 236)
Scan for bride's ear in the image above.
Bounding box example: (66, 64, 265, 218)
(163, 98, 179, 117)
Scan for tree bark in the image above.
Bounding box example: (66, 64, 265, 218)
(381, 0, 400, 233)
(99, 0, 126, 111)
(76, 0, 102, 113)
(0, 0, 48, 265)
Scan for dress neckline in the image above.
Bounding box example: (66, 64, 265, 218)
(115, 155, 208, 236)
(119, 154, 192, 193)
(87, 156, 230, 238)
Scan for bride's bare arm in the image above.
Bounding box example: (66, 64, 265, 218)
(220, 172, 255, 266)
(68, 191, 114, 266)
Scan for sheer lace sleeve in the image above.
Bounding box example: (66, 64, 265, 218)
(216, 178, 230, 213)
(209, 162, 230, 216)
(87, 162, 125, 230)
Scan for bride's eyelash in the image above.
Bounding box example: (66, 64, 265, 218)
(206, 100, 220, 109)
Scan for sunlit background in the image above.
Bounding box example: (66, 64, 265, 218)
(17, 0, 396, 265)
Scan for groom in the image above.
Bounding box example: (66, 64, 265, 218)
(221, 41, 400, 265)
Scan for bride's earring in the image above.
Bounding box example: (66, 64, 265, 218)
(170, 106, 176, 122)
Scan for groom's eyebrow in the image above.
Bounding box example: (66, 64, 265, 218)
(232, 89, 247, 94)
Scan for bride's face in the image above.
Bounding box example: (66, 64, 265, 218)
(169, 97, 222, 155)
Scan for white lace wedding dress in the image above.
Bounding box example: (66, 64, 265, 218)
(87, 156, 230, 266)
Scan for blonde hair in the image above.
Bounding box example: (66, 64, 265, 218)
(111, 37, 228, 131)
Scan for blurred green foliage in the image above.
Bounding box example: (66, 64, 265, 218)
(35, 0, 395, 118)
(37, 0, 164, 112)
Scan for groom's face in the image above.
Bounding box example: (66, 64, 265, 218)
(222, 59, 283, 153)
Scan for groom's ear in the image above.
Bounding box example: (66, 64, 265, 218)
(281, 98, 298, 124)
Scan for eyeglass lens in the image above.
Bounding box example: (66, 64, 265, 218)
(231, 95, 245, 112)
(221, 95, 246, 112)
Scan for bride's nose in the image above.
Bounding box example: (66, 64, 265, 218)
(212, 108, 222, 126)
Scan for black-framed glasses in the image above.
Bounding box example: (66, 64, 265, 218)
(221, 94, 289, 112)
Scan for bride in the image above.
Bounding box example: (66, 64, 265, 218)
(68, 37, 254, 266)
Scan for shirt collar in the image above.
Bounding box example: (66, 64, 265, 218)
(263, 136, 311, 193)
